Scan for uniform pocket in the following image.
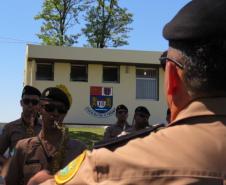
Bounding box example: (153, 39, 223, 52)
(25, 159, 40, 164)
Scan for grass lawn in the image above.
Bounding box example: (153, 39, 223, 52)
(68, 127, 105, 149)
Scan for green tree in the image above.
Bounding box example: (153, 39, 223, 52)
(82, 0, 133, 48)
(35, 0, 84, 46)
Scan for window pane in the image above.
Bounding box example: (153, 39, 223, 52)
(71, 64, 88, 82)
(136, 68, 156, 78)
(36, 63, 53, 80)
(103, 66, 119, 83)
(136, 68, 158, 100)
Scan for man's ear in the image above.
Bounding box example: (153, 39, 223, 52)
(20, 99, 23, 107)
(167, 63, 180, 95)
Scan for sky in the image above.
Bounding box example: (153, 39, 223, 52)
(0, 0, 190, 122)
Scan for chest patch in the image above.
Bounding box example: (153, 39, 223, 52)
(54, 150, 86, 184)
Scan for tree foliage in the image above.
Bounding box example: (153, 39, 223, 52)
(35, 0, 83, 46)
(82, 0, 133, 48)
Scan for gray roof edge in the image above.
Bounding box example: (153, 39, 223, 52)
(26, 44, 162, 64)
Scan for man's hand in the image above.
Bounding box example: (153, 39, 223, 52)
(27, 170, 53, 185)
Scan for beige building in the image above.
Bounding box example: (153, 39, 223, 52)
(24, 44, 167, 125)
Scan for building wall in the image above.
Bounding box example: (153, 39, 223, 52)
(27, 60, 167, 125)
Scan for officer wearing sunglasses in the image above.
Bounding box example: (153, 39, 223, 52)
(5, 86, 87, 185)
(129, 106, 151, 132)
(0, 85, 42, 175)
(112, 106, 152, 136)
(103, 104, 131, 140)
(24, 0, 226, 184)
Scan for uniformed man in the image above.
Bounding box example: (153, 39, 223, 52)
(4, 85, 87, 185)
(29, 0, 226, 184)
(103, 104, 131, 140)
(129, 106, 151, 132)
(0, 85, 41, 173)
(160, 51, 171, 125)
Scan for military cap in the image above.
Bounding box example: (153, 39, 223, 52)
(22, 85, 41, 98)
(135, 106, 150, 116)
(163, 0, 226, 41)
(116, 104, 128, 112)
(41, 86, 71, 110)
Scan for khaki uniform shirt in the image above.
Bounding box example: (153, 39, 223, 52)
(103, 122, 131, 140)
(42, 97, 226, 185)
(126, 125, 152, 133)
(5, 134, 87, 185)
(0, 117, 42, 157)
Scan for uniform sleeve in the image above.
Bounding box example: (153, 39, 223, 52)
(40, 150, 97, 185)
(0, 125, 11, 156)
(76, 140, 87, 151)
(4, 140, 25, 185)
(103, 126, 111, 140)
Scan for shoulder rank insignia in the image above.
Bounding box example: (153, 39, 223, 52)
(55, 150, 87, 184)
(94, 123, 165, 150)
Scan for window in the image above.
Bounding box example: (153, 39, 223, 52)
(136, 67, 158, 100)
(36, 63, 54, 80)
(103, 66, 120, 83)
(70, 64, 88, 82)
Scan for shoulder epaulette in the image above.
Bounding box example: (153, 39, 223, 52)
(93, 123, 165, 150)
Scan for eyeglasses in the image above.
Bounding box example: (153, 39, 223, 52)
(22, 98, 39, 106)
(117, 110, 128, 114)
(43, 103, 67, 114)
(159, 56, 184, 70)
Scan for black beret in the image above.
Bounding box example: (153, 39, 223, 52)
(41, 87, 70, 110)
(116, 104, 128, 112)
(135, 106, 150, 116)
(22, 85, 41, 98)
(163, 0, 226, 41)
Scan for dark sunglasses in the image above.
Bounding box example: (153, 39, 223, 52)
(159, 56, 184, 70)
(43, 103, 67, 114)
(22, 98, 39, 106)
(117, 110, 128, 114)
(136, 113, 148, 118)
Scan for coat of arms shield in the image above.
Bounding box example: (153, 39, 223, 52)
(90, 86, 113, 113)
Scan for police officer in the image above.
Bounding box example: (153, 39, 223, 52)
(129, 106, 151, 132)
(30, 0, 226, 184)
(115, 106, 151, 137)
(0, 85, 41, 172)
(4, 85, 87, 185)
(103, 104, 131, 140)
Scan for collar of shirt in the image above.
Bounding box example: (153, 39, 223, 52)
(169, 96, 226, 126)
